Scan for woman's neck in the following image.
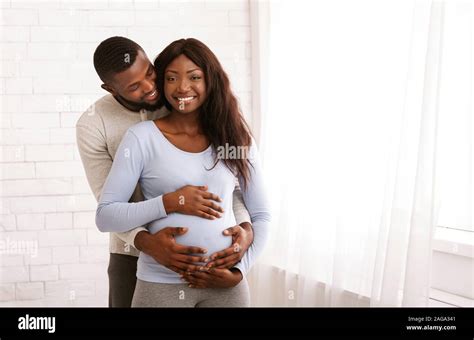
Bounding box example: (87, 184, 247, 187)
(168, 110, 203, 135)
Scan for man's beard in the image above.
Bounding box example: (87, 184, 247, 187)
(114, 93, 161, 112)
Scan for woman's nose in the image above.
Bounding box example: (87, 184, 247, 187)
(178, 79, 190, 92)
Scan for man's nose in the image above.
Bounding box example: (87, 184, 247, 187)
(142, 79, 155, 93)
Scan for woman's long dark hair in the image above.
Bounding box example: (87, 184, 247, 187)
(154, 38, 253, 188)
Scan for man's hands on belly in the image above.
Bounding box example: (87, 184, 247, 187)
(205, 222, 253, 269)
(134, 221, 254, 288)
(180, 222, 253, 288)
(134, 228, 210, 274)
(180, 268, 243, 289)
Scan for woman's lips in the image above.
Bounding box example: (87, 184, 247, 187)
(175, 96, 196, 110)
(175, 96, 196, 103)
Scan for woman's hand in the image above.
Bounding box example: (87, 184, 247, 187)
(180, 268, 243, 288)
(163, 185, 224, 219)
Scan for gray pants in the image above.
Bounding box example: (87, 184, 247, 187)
(131, 277, 250, 307)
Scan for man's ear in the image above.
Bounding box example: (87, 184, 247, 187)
(101, 83, 116, 96)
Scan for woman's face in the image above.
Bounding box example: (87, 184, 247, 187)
(164, 54, 207, 115)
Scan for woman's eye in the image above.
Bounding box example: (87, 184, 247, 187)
(166, 77, 176, 82)
(192, 75, 202, 80)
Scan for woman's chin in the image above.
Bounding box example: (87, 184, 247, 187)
(173, 107, 200, 115)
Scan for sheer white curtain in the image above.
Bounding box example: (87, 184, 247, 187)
(247, 0, 472, 307)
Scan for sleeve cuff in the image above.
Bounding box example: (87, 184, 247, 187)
(130, 227, 148, 249)
(129, 195, 166, 249)
(155, 194, 168, 219)
(232, 262, 247, 278)
(236, 212, 251, 225)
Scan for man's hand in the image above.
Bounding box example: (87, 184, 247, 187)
(204, 222, 253, 269)
(181, 268, 243, 289)
(163, 185, 224, 220)
(134, 228, 209, 274)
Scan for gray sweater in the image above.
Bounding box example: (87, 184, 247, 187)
(76, 94, 251, 257)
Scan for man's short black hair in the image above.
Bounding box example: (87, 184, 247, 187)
(93, 36, 144, 83)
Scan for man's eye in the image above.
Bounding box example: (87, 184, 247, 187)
(129, 85, 139, 91)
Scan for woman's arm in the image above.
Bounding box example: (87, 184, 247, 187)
(232, 141, 271, 276)
(95, 129, 168, 232)
(76, 117, 147, 247)
(95, 128, 226, 233)
(181, 141, 271, 288)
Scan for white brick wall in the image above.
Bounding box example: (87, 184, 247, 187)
(52, 246, 79, 264)
(0, 0, 253, 306)
(16, 282, 44, 300)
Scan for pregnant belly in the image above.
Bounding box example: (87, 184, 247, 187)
(148, 213, 234, 258)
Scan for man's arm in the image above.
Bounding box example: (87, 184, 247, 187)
(76, 117, 146, 248)
(233, 183, 251, 225)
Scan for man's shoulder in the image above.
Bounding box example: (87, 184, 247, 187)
(151, 106, 170, 120)
(76, 94, 113, 127)
(127, 120, 152, 137)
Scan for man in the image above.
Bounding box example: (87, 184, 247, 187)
(76, 37, 254, 307)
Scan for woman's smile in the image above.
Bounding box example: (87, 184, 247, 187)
(164, 54, 207, 114)
(175, 95, 197, 104)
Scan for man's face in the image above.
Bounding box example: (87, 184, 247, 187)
(104, 50, 159, 110)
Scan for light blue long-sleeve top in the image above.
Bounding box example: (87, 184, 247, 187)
(96, 120, 270, 283)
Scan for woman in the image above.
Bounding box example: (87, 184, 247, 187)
(96, 38, 270, 307)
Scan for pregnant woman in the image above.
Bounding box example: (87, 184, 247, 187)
(96, 38, 270, 307)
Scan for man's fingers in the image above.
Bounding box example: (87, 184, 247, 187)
(165, 226, 188, 237)
(185, 270, 214, 280)
(167, 265, 185, 275)
(181, 272, 211, 288)
(209, 247, 234, 261)
(174, 254, 209, 265)
(209, 242, 241, 261)
(174, 245, 208, 255)
(173, 261, 202, 273)
(223, 225, 240, 236)
(188, 282, 207, 289)
(182, 277, 207, 288)
(207, 253, 240, 268)
(215, 263, 233, 269)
